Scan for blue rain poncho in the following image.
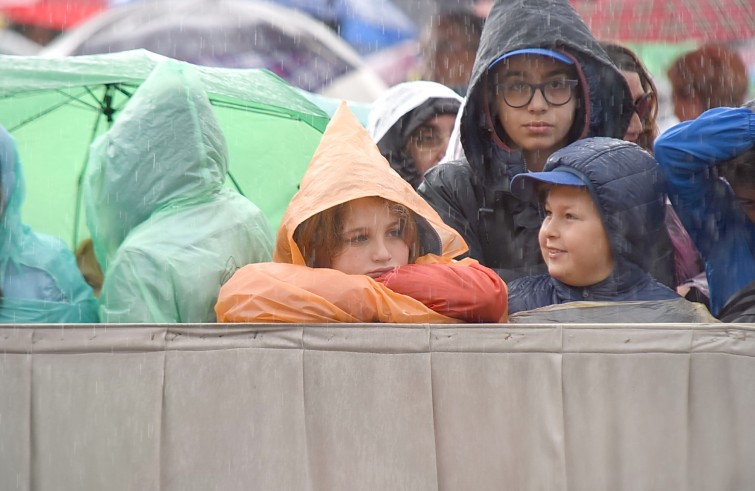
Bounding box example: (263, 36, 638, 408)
(85, 60, 274, 323)
(0, 126, 98, 323)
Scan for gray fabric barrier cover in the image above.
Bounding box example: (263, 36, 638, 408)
(0, 323, 753, 490)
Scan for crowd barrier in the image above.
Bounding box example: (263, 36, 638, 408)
(0, 322, 753, 490)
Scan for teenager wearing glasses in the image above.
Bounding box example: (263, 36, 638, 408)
(417, 0, 644, 283)
(600, 42, 658, 152)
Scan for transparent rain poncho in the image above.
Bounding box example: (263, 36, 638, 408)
(85, 60, 274, 323)
(0, 126, 98, 323)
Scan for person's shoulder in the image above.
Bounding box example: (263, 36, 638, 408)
(508, 274, 554, 313)
(509, 274, 552, 292)
(421, 158, 475, 191)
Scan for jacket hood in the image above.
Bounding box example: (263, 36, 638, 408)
(543, 137, 667, 277)
(275, 102, 468, 264)
(85, 60, 228, 270)
(461, 0, 633, 177)
(0, 124, 25, 254)
(367, 81, 462, 188)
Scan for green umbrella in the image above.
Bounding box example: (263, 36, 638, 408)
(0, 49, 329, 248)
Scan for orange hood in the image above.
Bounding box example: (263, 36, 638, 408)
(274, 102, 468, 265)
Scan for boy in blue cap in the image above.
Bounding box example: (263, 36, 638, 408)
(506, 137, 704, 319)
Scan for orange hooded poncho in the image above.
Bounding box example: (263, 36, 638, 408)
(215, 103, 506, 323)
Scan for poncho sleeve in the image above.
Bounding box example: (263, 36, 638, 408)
(374, 256, 508, 322)
(215, 262, 463, 324)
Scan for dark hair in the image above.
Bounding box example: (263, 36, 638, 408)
(601, 42, 659, 152)
(668, 44, 748, 110)
(419, 9, 485, 90)
(294, 197, 420, 268)
(719, 148, 755, 187)
(421, 9, 484, 53)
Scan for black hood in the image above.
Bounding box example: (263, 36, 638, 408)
(461, 0, 634, 179)
(542, 137, 667, 277)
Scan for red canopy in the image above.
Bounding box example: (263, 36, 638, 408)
(1, 0, 106, 30)
(570, 0, 755, 44)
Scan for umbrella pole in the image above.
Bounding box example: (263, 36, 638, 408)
(73, 84, 116, 248)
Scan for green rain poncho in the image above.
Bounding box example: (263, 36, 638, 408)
(85, 60, 274, 323)
(0, 126, 98, 323)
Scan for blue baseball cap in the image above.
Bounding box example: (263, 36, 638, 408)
(490, 48, 574, 69)
(510, 169, 587, 203)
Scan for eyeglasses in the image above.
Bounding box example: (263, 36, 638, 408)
(495, 79, 579, 108)
(632, 92, 654, 123)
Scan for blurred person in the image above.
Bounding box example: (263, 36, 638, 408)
(85, 60, 274, 323)
(0, 125, 98, 323)
(367, 80, 463, 189)
(603, 41, 707, 299)
(667, 43, 749, 122)
(216, 103, 506, 324)
(507, 137, 710, 322)
(601, 42, 659, 151)
(416, 0, 669, 285)
(655, 101, 755, 319)
(418, 8, 484, 95)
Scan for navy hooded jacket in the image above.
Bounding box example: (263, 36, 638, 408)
(416, 0, 664, 284)
(507, 138, 679, 314)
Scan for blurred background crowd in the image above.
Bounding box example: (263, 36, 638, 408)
(0, 0, 752, 111)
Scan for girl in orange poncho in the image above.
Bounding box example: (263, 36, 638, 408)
(215, 103, 507, 323)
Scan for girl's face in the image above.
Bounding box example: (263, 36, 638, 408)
(493, 55, 578, 171)
(622, 70, 645, 144)
(405, 113, 457, 178)
(539, 185, 614, 287)
(330, 197, 410, 278)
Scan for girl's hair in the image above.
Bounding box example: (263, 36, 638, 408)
(294, 197, 421, 268)
(668, 44, 748, 111)
(601, 42, 659, 153)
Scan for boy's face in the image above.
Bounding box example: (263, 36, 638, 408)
(331, 197, 410, 278)
(493, 55, 578, 169)
(539, 185, 614, 287)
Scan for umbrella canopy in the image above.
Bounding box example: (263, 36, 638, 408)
(0, 49, 329, 248)
(570, 0, 755, 44)
(41, 0, 386, 101)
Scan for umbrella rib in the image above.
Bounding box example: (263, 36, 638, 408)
(5, 88, 109, 132)
(73, 88, 116, 247)
(226, 171, 245, 197)
(210, 98, 328, 132)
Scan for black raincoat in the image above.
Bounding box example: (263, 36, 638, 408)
(417, 0, 642, 283)
(507, 138, 682, 315)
